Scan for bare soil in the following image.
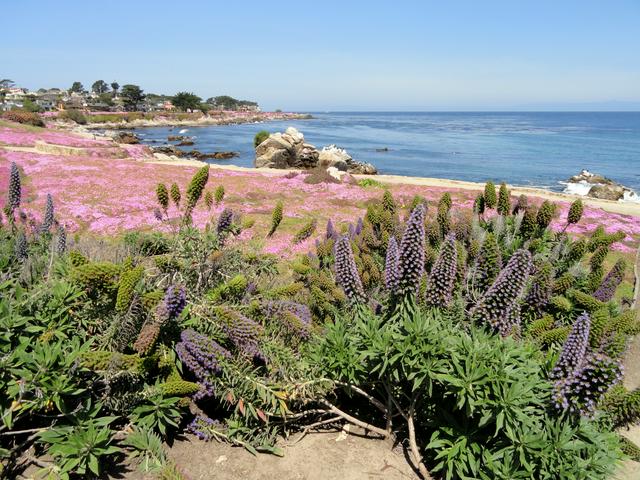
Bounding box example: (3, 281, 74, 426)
(126, 427, 418, 480)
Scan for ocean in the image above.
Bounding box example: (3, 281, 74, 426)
(133, 112, 640, 193)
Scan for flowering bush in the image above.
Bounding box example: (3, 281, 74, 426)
(2, 109, 45, 127)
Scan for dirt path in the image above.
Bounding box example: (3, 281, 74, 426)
(125, 428, 418, 480)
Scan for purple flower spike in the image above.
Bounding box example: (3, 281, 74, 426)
(263, 300, 312, 339)
(424, 233, 457, 307)
(176, 329, 231, 400)
(326, 219, 337, 240)
(217, 208, 233, 237)
(215, 307, 265, 363)
(7, 162, 21, 215)
(472, 249, 532, 335)
(551, 313, 590, 381)
(593, 259, 626, 302)
(334, 236, 366, 303)
(163, 285, 186, 320)
(396, 204, 425, 296)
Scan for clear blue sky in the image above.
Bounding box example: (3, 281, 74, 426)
(2, 0, 639, 111)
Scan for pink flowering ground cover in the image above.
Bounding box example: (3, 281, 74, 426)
(0, 122, 111, 148)
(1, 121, 640, 259)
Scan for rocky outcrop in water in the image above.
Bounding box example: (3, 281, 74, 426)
(565, 170, 634, 201)
(255, 128, 377, 175)
(110, 131, 140, 144)
(150, 145, 238, 161)
(255, 127, 319, 169)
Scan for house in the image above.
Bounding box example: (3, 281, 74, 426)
(35, 92, 61, 111)
(62, 93, 85, 110)
(239, 104, 260, 112)
(3, 87, 28, 108)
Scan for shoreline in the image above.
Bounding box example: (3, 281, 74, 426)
(144, 156, 640, 217)
(61, 112, 312, 130)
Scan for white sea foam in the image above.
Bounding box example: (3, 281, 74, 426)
(560, 181, 593, 197)
(622, 190, 640, 203)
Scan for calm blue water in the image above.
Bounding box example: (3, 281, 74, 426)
(133, 112, 640, 192)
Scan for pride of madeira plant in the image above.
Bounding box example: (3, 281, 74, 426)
(1, 164, 637, 480)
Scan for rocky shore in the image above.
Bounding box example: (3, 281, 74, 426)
(254, 127, 377, 176)
(564, 169, 639, 202)
(75, 111, 312, 130)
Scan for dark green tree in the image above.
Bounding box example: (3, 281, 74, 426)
(91, 80, 109, 94)
(98, 93, 114, 106)
(172, 92, 202, 112)
(69, 81, 85, 94)
(110, 81, 120, 97)
(120, 84, 145, 111)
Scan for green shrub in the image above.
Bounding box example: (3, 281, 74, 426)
(357, 178, 385, 188)
(254, 130, 270, 147)
(60, 109, 88, 125)
(313, 307, 621, 479)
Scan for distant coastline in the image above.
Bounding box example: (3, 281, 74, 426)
(68, 111, 312, 130)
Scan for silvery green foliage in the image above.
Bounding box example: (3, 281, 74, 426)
(7, 162, 21, 214)
(470, 215, 487, 244)
(472, 249, 532, 336)
(490, 214, 505, 241)
(40, 193, 54, 232)
(396, 204, 425, 296)
(512, 210, 524, 235)
(384, 236, 400, 292)
(424, 233, 457, 308)
(334, 236, 365, 303)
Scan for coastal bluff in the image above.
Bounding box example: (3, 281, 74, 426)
(254, 127, 377, 175)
